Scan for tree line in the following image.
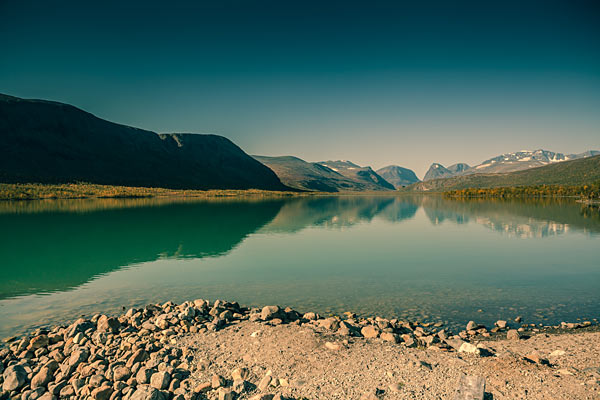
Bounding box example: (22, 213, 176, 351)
(444, 182, 600, 200)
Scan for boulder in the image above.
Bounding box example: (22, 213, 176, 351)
(31, 366, 53, 389)
(2, 364, 28, 391)
(361, 325, 380, 339)
(130, 385, 166, 400)
(150, 371, 170, 390)
(506, 329, 521, 340)
(260, 306, 281, 321)
(97, 316, 121, 333)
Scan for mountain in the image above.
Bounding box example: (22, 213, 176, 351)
(375, 165, 420, 188)
(253, 155, 362, 192)
(316, 160, 395, 190)
(423, 149, 599, 181)
(406, 154, 600, 192)
(0, 94, 288, 190)
(464, 149, 600, 175)
(447, 163, 471, 174)
(423, 163, 454, 181)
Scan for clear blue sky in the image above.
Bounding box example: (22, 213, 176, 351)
(1, 0, 599, 178)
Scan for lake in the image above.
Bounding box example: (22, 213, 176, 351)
(0, 195, 599, 338)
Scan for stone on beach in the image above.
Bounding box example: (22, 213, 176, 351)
(2, 364, 28, 391)
(507, 329, 521, 340)
(130, 385, 166, 400)
(325, 341, 342, 350)
(495, 320, 507, 329)
(454, 374, 485, 400)
(261, 306, 281, 320)
(150, 371, 171, 390)
(361, 325, 380, 339)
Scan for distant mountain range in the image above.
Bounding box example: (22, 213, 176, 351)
(407, 154, 600, 192)
(375, 165, 420, 188)
(316, 160, 395, 190)
(254, 157, 397, 192)
(253, 156, 364, 192)
(1, 93, 598, 193)
(423, 149, 599, 181)
(0, 94, 288, 191)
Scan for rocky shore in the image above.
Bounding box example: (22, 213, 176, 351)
(1, 299, 599, 400)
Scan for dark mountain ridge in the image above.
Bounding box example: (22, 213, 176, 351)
(0, 94, 288, 190)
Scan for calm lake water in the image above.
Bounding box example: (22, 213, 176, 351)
(1, 195, 599, 337)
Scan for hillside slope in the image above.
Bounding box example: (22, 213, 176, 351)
(376, 165, 420, 188)
(406, 154, 600, 191)
(317, 160, 395, 191)
(0, 94, 288, 190)
(253, 155, 366, 192)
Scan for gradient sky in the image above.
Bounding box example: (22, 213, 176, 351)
(1, 0, 599, 178)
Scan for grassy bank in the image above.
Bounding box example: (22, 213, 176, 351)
(443, 182, 600, 199)
(0, 182, 306, 201)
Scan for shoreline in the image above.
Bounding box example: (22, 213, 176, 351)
(1, 299, 599, 400)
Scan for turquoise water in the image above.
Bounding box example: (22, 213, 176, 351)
(0, 195, 599, 337)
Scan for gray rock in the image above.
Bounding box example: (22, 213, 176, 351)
(113, 366, 131, 382)
(303, 312, 317, 320)
(211, 374, 225, 389)
(31, 366, 53, 389)
(380, 332, 399, 343)
(507, 329, 521, 340)
(231, 368, 249, 382)
(89, 374, 106, 388)
(361, 325, 380, 339)
(91, 385, 113, 400)
(127, 350, 148, 368)
(28, 335, 49, 351)
(2, 364, 28, 392)
(495, 320, 507, 329)
(129, 385, 166, 400)
(218, 388, 235, 400)
(453, 374, 485, 400)
(150, 371, 170, 390)
(319, 318, 340, 331)
(458, 342, 481, 355)
(97, 316, 121, 333)
(258, 374, 272, 391)
(260, 306, 281, 321)
(136, 367, 153, 385)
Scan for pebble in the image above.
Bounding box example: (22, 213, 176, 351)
(495, 320, 508, 329)
(325, 341, 342, 350)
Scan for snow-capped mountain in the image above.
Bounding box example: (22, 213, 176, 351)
(423, 149, 599, 180)
(423, 163, 471, 181)
(465, 149, 600, 175)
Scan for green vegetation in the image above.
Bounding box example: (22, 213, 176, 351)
(0, 182, 304, 201)
(406, 154, 600, 192)
(444, 182, 600, 200)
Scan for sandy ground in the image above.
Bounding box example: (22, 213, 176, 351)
(178, 320, 600, 400)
